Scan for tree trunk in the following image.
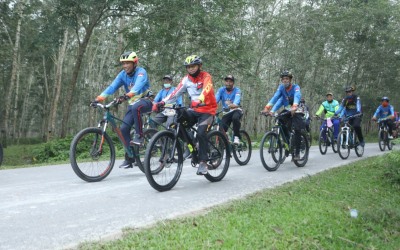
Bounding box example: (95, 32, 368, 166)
(47, 29, 69, 140)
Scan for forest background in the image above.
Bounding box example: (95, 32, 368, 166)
(1, 0, 399, 145)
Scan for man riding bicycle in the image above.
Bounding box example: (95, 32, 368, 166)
(215, 75, 243, 145)
(334, 86, 365, 147)
(315, 92, 340, 142)
(153, 55, 218, 175)
(262, 70, 305, 160)
(94, 51, 153, 169)
(371, 97, 396, 139)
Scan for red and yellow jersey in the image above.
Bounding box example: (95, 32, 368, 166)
(163, 71, 217, 115)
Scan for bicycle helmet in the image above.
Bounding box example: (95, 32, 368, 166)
(381, 96, 389, 102)
(163, 75, 173, 81)
(184, 55, 202, 66)
(345, 86, 354, 92)
(120, 51, 139, 63)
(280, 70, 293, 79)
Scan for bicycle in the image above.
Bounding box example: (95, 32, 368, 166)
(315, 116, 338, 155)
(143, 105, 230, 192)
(69, 99, 156, 182)
(377, 118, 393, 151)
(212, 109, 252, 165)
(337, 113, 364, 160)
(259, 111, 309, 171)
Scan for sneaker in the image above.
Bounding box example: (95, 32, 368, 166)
(183, 148, 192, 159)
(388, 135, 393, 139)
(196, 162, 208, 175)
(293, 154, 301, 161)
(233, 136, 240, 145)
(132, 135, 144, 145)
(360, 140, 365, 147)
(119, 160, 133, 169)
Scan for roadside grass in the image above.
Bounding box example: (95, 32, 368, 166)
(79, 151, 400, 249)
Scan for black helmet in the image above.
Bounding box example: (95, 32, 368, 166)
(184, 55, 202, 66)
(382, 96, 389, 102)
(280, 70, 293, 79)
(345, 86, 355, 92)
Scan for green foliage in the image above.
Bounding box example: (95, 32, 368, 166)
(383, 150, 400, 186)
(31, 137, 73, 163)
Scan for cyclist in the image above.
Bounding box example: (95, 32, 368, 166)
(150, 75, 183, 128)
(94, 51, 153, 169)
(315, 92, 340, 142)
(371, 97, 396, 139)
(334, 86, 365, 147)
(215, 75, 242, 145)
(153, 55, 218, 175)
(262, 70, 305, 160)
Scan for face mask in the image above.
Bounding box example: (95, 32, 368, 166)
(164, 84, 171, 88)
(282, 82, 290, 88)
(225, 86, 233, 91)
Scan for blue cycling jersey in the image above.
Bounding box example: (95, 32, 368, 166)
(373, 105, 394, 119)
(215, 87, 241, 109)
(154, 87, 182, 106)
(267, 84, 301, 112)
(335, 94, 361, 117)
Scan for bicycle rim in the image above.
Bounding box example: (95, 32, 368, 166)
(337, 131, 350, 159)
(70, 127, 115, 182)
(260, 132, 281, 171)
(205, 130, 230, 182)
(144, 130, 182, 192)
(232, 130, 252, 166)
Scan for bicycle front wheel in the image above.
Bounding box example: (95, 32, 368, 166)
(318, 129, 328, 155)
(260, 132, 282, 171)
(144, 130, 183, 192)
(205, 130, 230, 182)
(232, 130, 252, 166)
(378, 130, 386, 151)
(70, 127, 115, 182)
(337, 131, 350, 160)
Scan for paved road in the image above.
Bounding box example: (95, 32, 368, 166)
(0, 144, 392, 249)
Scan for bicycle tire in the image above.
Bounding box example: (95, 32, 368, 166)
(135, 128, 158, 173)
(387, 136, 393, 150)
(205, 130, 230, 182)
(354, 134, 364, 157)
(294, 132, 309, 167)
(70, 127, 115, 182)
(337, 131, 350, 160)
(232, 130, 252, 166)
(260, 132, 282, 171)
(378, 130, 386, 151)
(318, 129, 328, 155)
(144, 130, 183, 192)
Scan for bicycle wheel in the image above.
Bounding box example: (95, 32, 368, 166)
(378, 130, 386, 151)
(144, 130, 183, 192)
(294, 132, 309, 167)
(387, 136, 393, 150)
(205, 130, 230, 182)
(354, 133, 364, 157)
(330, 129, 338, 153)
(260, 132, 282, 171)
(318, 129, 328, 155)
(232, 130, 252, 165)
(70, 127, 115, 182)
(337, 131, 350, 160)
(135, 128, 158, 173)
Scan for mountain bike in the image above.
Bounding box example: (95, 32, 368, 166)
(143, 105, 230, 192)
(259, 111, 309, 171)
(315, 116, 338, 155)
(337, 113, 364, 160)
(377, 118, 393, 151)
(212, 109, 252, 165)
(69, 99, 156, 182)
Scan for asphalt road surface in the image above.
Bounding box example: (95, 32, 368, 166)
(0, 144, 392, 249)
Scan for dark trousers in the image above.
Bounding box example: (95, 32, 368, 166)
(221, 109, 243, 137)
(380, 119, 395, 135)
(279, 110, 305, 155)
(348, 117, 364, 142)
(120, 99, 152, 147)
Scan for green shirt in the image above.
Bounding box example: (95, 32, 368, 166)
(316, 100, 339, 118)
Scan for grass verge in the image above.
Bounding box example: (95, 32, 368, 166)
(79, 151, 400, 249)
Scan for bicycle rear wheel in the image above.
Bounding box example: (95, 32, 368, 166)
(232, 130, 252, 165)
(70, 127, 115, 182)
(135, 128, 158, 173)
(387, 138, 393, 150)
(354, 134, 364, 157)
(260, 132, 282, 171)
(337, 131, 350, 160)
(378, 130, 386, 151)
(205, 130, 230, 182)
(318, 129, 328, 155)
(294, 132, 309, 167)
(144, 130, 183, 192)
(330, 129, 338, 153)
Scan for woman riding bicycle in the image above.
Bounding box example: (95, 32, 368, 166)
(371, 96, 396, 139)
(93, 51, 153, 169)
(152, 55, 218, 175)
(262, 70, 305, 160)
